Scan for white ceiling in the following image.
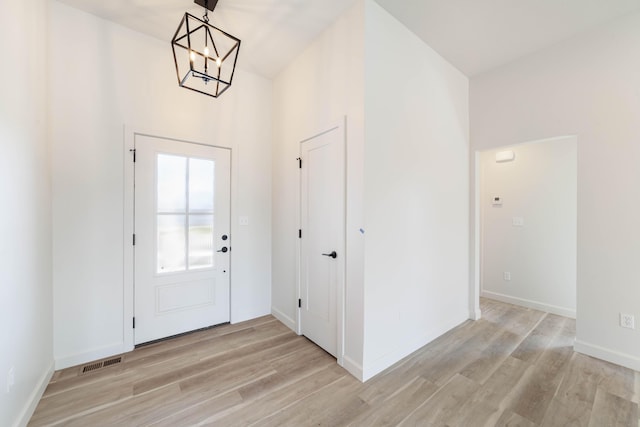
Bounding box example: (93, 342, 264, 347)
(56, 0, 640, 78)
(375, 0, 640, 76)
(55, 0, 359, 78)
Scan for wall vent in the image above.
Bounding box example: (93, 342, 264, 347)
(81, 356, 122, 374)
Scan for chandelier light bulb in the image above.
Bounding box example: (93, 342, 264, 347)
(216, 57, 222, 67)
(204, 46, 210, 57)
(190, 50, 196, 62)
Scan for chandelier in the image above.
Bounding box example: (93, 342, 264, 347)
(171, 0, 241, 98)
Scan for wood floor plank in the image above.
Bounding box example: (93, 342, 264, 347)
(552, 350, 636, 412)
(252, 376, 367, 427)
(43, 321, 287, 398)
(460, 307, 545, 385)
(60, 383, 183, 427)
(176, 337, 306, 395)
(499, 306, 547, 337)
(449, 356, 530, 426)
(111, 387, 242, 426)
(510, 313, 565, 364)
(397, 374, 480, 425)
(593, 357, 637, 403)
(504, 316, 575, 424)
(132, 331, 297, 395)
(495, 410, 538, 427)
(460, 329, 526, 384)
(418, 318, 504, 386)
(28, 302, 640, 427)
(206, 364, 348, 426)
(360, 319, 478, 403)
(237, 345, 335, 401)
(146, 390, 244, 427)
(588, 387, 639, 427)
(348, 376, 439, 426)
(540, 396, 592, 427)
(28, 381, 134, 426)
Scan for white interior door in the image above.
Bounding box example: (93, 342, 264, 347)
(300, 126, 345, 358)
(134, 135, 231, 345)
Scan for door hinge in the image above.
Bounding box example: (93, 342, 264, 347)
(298, 229, 302, 239)
(133, 317, 136, 329)
(296, 157, 302, 169)
(132, 234, 136, 246)
(298, 298, 302, 308)
(129, 148, 136, 162)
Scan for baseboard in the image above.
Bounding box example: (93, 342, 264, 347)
(15, 360, 54, 427)
(469, 307, 482, 320)
(341, 355, 364, 382)
(361, 313, 468, 382)
(55, 342, 126, 370)
(481, 290, 576, 319)
(271, 306, 296, 332)
(574, 339, 640, 372)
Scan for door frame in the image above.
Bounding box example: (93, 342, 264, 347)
(296, 117, 347, 367)
(123, 127, 233, 351)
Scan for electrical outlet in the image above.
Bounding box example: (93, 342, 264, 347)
(503, 272, 511, 281)
(6, 367, 14, 393)
(620, 313, 635, 329)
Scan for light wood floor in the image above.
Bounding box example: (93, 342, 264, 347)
(30, 299, 639, 426)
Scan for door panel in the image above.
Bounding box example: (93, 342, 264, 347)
(134, 135, 230, 345)
(300, 127, 345, 357)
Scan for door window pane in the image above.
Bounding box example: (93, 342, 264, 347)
(155, 153, 219, 274)
(157, 215, 186, 273)
(189, 215, 214, 269)
(157, 154, 186, 213)
(189, 158, 215, 213)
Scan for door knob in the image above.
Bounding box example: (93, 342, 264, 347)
(322, 251, 337, 259)
(217, 247, 228, 253)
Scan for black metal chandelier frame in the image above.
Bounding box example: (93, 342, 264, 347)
(171, 0, 241, 98)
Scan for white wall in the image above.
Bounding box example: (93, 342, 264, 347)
(272, 0, 470, 381)
(50, 1, 272, 369)
(362, 1, 470, 380)
(0, 1, 54, 425)
(480, 137, 577, 317)
(471, 11, 640, 371)
(271, 1, 366, 377)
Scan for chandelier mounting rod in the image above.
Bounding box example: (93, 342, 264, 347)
(195, 0, 218, 12)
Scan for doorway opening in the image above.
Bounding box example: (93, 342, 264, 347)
(474, 136, 577, 319)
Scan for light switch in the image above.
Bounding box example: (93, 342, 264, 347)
(512, 217, 524, 227)
(239, 216, 249, 226)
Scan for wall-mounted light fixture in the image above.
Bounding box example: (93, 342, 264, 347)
(495, 150, 515, 163)
(171, 0, 241, 98)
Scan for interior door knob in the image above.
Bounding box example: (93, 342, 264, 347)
(322, 251, 337, 259)
(217, 247, 228, 253)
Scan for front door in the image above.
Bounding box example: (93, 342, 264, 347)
(299, 126, 345, 357)
(134, 135, 231, 345)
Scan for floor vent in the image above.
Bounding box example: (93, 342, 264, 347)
(81, 356, 122, 374)
(81, 362, 103, 373)
(103, 357, 122, 367)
